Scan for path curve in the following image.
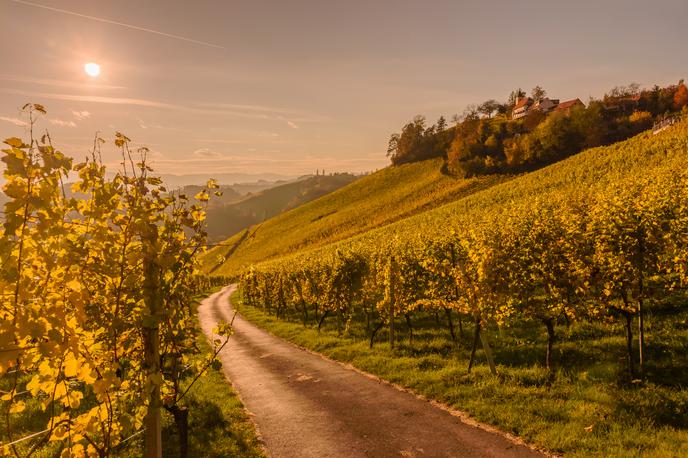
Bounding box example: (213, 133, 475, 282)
(199, 285, 544, 458)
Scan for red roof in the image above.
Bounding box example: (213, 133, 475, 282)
(556, 98, 584, 110)
(514, 97, 532, 110)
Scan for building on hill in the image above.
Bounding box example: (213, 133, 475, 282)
(512, 97, 561, 119)
(532, 97, 560, 114)
(512, 97, 533, 119)
(555, 98, 585, 115)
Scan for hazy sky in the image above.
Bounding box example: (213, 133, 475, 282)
(1, 0, 686, 178)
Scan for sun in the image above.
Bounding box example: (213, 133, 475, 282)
(84, 62, 101, 77)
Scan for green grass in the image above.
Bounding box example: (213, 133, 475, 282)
(202, 158, 510, 274)
(231, 291, 688, 458)
(118, 323, 265, 457)
(1, 293, 265, 458)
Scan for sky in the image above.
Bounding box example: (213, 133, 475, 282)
(0, 0, 686, 181)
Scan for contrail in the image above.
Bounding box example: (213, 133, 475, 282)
(7, 0, 225, 49)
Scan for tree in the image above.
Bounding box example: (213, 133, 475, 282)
(386, 115, 445, 165)
(386, 116, 426, 165)
(478, 100, 500, 118)
(446, 117, 485, 176)
(508, 88, 526, 106)
(569, 102, 606, 148)
(462, 104, 480, 122)
(433, 116, 452, 158)
(628, 111, 653, 132)
(386, 133, 400, 160)
(531, 86, 547, 102)
(606, 83, 640, 99)
(495, 103, 510, 116)
(674, 82, 688, 110)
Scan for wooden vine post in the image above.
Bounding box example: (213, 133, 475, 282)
(142, 222, 163, 458)
(479, 328, 497, 376)
(637, 226, 645, 376)
(388, 255, 396, 349)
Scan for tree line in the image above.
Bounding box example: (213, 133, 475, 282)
(387, 80, 688, 177)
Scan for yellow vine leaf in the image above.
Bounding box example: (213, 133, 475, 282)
(9, 401, 26, 414)
(63, 354, 79, 378)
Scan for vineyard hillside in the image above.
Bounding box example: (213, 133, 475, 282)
(202, 158, 509, 272)
(207, 119, 688, 276)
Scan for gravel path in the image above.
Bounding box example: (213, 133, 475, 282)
(198, 285, 543, 458)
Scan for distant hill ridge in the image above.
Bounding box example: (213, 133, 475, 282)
(203, 173, 359, 242)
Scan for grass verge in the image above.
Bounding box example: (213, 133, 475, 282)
(231, 290, 688, 458)
(120, 291, 265, 457)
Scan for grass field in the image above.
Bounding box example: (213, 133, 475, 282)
(231, 290, 688, 458)
(119, 326, 265, 457)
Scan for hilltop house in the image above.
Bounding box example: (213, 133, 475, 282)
(555, 98, 585, 115)
(512, 97, 562, 119)
(512, 97, 533, 119)
(532, 97, 560, 114)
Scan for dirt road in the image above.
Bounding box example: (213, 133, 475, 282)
(198, 285, 543, 458)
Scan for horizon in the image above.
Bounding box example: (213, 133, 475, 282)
(1, 0, 686, 178)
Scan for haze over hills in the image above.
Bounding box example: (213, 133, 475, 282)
(204, 173, 359, 242)
(158, 172, 296, 189)
(0, 178, 283, 222)
(0, 169, 358, 235)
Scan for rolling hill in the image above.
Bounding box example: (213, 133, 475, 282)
(201, 158, 511, 272)
(204, 173, 360, 242)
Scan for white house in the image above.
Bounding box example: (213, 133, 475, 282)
(532, 98, 560, 114)
(512, 97, 533, 119)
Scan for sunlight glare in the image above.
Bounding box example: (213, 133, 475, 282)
(84, 62, 101, 77)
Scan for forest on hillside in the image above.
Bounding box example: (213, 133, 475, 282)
(387, 80, 688, 177)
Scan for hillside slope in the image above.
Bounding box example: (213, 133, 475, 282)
(206, 119, 688, 276)
(202, 158, 510, 272)
(205, 173, 359, 242)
